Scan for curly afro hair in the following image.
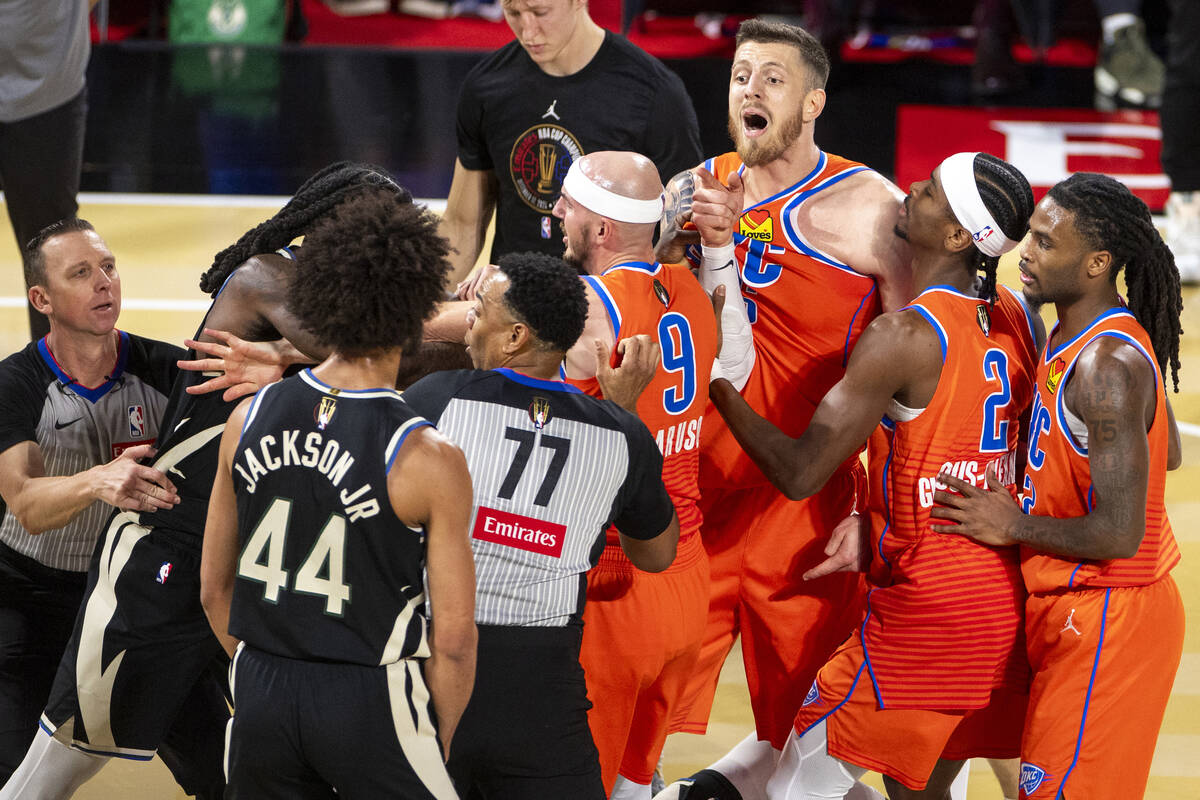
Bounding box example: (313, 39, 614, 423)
(496, 251, 587, 353)
(287, 188, 451, 357)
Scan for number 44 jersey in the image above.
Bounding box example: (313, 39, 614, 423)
(402, 368, 675, 628)
(229, 370, 441, 666)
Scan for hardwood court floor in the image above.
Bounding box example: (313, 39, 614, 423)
(0, 196, 1196, 799)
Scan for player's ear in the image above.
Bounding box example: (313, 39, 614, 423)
(945, 224, 973, 255)
(803, 88, 826, 122)
(1085, 249, 1113, 281)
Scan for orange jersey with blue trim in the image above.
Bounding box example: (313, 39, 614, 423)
(1019, 308, 1179, 593)
(863, 285, 1038, 709)
(695, 151, 883, 489)
(572, 261, 718, 543)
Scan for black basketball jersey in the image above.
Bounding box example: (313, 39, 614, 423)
(228, 370, 433, 666)
(402, 368, 674, 627)
(147, 249, 295, 548)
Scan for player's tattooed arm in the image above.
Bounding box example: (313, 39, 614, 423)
(934, 340, 1153, 559)
(653, 169, 699, 264)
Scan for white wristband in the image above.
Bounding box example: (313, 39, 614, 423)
(699, 241, 755, 391)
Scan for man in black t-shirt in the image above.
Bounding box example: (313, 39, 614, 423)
(439, 0, 702, 284)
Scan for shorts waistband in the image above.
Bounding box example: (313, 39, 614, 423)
(593, 526, 704, 574)
(476, 623, 583, 648)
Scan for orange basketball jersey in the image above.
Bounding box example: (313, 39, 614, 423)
(1019, 307, 1179, 593)
(572, 261, 718, 542)
(862, 285, 1038, 709)
(696, 150, 883, 489)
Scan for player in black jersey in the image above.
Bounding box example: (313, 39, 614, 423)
(202, 187, 476, 800)
(401, 251, 677, 799)
(3, 163, 414, 800)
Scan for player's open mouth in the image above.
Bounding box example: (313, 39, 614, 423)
(742, 111, 768, 137)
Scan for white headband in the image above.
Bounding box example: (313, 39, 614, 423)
(561, 160, 664, 224)
(939, 152, 1019, 258)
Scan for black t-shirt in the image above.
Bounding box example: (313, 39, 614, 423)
(456, 32, 702, 262)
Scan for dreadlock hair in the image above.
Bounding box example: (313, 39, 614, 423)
(967, 153, 1033, 305)
(199, 162, 412, 296)
(24, 218, 96, 287)
(497, 252, 588, 353)
(1047, 172, 1183, 392)
(287, 188, 451, 358)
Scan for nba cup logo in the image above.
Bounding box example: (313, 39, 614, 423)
(509, 124, 584, 213)
(315, 397, 338, 430)
(976, 304, 991, 336)
(528, 397, 552, 430)
(537, 145, 558, 194)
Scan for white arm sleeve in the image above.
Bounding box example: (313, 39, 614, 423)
(699, 242, 755, 391)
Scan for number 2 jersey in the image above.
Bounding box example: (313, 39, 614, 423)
(229, 370, 433, 666)
(1020, 307, 1180, 593)
(695, 150, 882, 490)
(402, 368, 675, 627)
(864, 285, 1038, 709)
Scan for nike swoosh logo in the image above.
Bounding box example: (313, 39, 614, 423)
(55, 417, 83, 429)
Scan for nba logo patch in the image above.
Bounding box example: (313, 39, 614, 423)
(541, 215, 552, 239)
(128, 405, 145, 438)
(973, 225, 995, 244)
(157, 562, 172, 584)
(802, 680, 821, 707)
(1019, 762, 1049, 795)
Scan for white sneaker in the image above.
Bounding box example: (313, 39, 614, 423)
(1166, 191, 1200, 284)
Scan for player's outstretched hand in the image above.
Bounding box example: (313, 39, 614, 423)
(654, 169, 700, 264)
(691, 168, 745, 248)
(930, 464, 1020, 546)
(804, 512, 869, 580)
(455, 263, 500, 301)
(180, 328, 288, 401)
(91, 444, 180, 512)
(595, 334, 660, 413)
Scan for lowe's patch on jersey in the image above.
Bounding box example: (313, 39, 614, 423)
(473, 506, 565, 558)
(1019, 762, 1050, 795)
